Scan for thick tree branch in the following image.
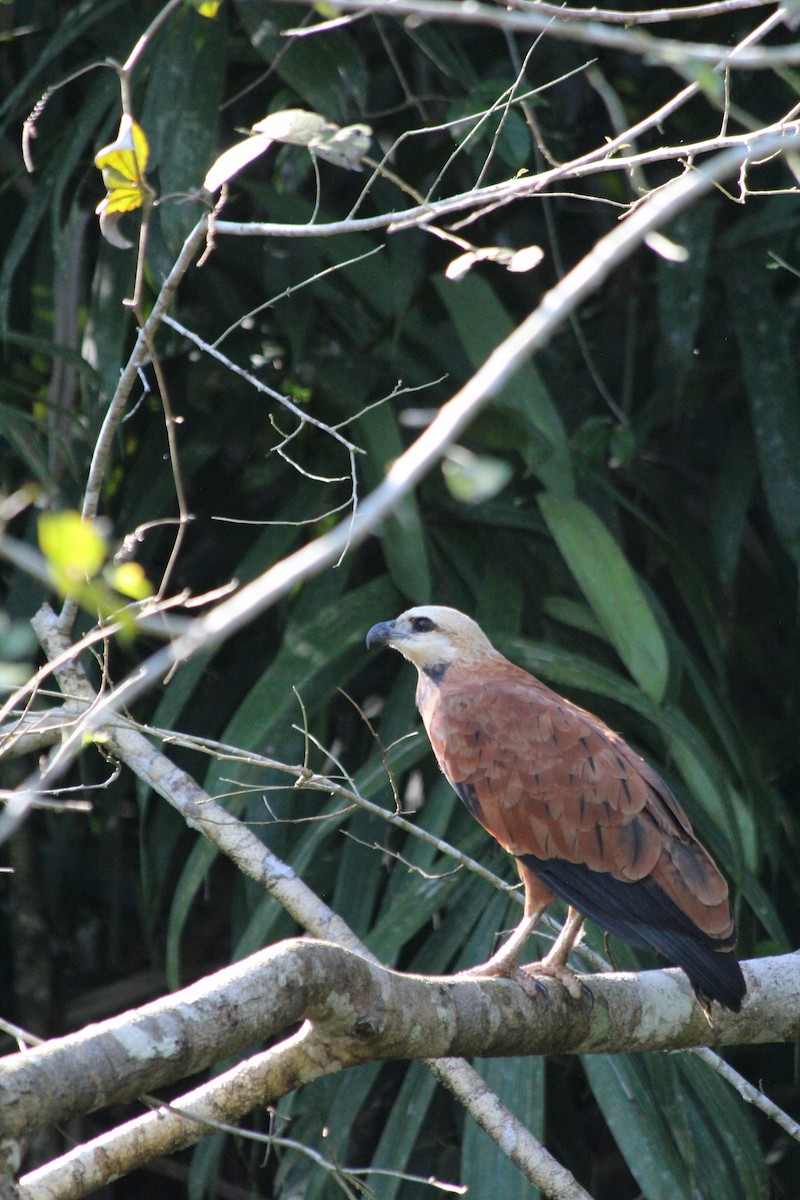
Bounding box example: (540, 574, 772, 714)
(4, 940, 796, 1188)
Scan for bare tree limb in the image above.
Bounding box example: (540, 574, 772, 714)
(508, 0, 775, 25)
(6, 938, 797, 1200)
(283, 0, 800, 69)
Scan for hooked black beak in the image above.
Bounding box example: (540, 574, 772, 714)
(365, 619, 396, 649)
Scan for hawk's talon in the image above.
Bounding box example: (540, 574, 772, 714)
(514, 968, 551, 1003)
(521, 960, 587, 1002)
(455, 962, 551, 1003)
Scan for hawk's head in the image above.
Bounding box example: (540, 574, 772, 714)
(366, 605, 498, 671)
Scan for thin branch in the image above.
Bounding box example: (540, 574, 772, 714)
(77, 216, 209, 539)
(292, 0, 777, 30)
(211, 245, 384, 347)
(508, 0, 776, 23)
(0, 591, 200, 732)
(21, 605, 369, 954)
(691, 1046, 800, 1141)
(140, 317, 192, 601)
(430, 1058, 595, 1200)
(282, 0, 800, 70)
(144, 1115, 468, 1197)
(159, 312, 364, 563)
(214, 111, 799, 242)
(160, 314, 362, 455)
(12, 607, 591, 1200)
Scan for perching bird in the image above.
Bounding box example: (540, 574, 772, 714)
(366, 605, 746, 1013)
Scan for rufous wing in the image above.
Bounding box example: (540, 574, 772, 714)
(419, 658, 744, 1010)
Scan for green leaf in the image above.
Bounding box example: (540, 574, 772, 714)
(140, 4, 227, 253)
(231, 728, 427, 961)
(167, 577, 398, 983)
(358, 402, 433, 604)
(538, 492, 670, 702)
(498, 635, 658, 716)
(657, 198, 716, 386)
(659, 704, 752, 869)
(210, 575, 397, 781)
(441, 445, 513, 504)
(362, 1063, 439, 1200)
(446, 79, 532, 169)
(435, 274, 573, 494)
(461, 1056, 544, 1200)
(0, 0, 123, 125)
(584, 1052, 767, 1200)
(729, 257, 800, 568)
(710, 418, 758, 593)
(1, 71, 117, 330)
(232, 0, 367, 121)
(38, 510, 107, 580)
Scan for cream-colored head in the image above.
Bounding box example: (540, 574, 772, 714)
(366, 605, 499, 672)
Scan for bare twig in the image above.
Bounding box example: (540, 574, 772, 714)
(507, 0, 776, 23)
(77, 216, 210, 542)
(282, 0, 800, 70)
(291, 0, 775, 30)
(215, 111, 798, 242)
(691, 1046, 800, 1141)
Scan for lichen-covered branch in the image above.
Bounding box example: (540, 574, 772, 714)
(6, 940, 797, 1198)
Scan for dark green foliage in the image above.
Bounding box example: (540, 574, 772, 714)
(2, 2, 800, 1196)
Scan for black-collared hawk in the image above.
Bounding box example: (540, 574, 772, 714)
(366, 605, 746, 1013)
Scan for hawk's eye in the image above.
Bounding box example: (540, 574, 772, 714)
(411, 616, 435, 634)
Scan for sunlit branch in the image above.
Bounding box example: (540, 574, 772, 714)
(283, 0, 800, 69)
(508, 0, 776, 24)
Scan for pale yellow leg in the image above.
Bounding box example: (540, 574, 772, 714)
(461, 900, 550, 979)
(521, 906, 586, 999)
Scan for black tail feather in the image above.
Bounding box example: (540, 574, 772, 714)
(519, 853, 746, 1012)
(631, 925, 745, 1012)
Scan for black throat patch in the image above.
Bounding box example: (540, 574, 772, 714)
(423, 662, 449, 685)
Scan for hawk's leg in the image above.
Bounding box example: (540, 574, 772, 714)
(461, 901, 550, 980)
(520, 905, 587, 1000)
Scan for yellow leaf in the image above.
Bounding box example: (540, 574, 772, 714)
(38, 512, 107, 582)
(197, 0, 222, 15)
(108, 562, 152, 600)
(96, 187, 144, 216)
(94, 115, 150, 216)
(82, 731, 110, 745)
